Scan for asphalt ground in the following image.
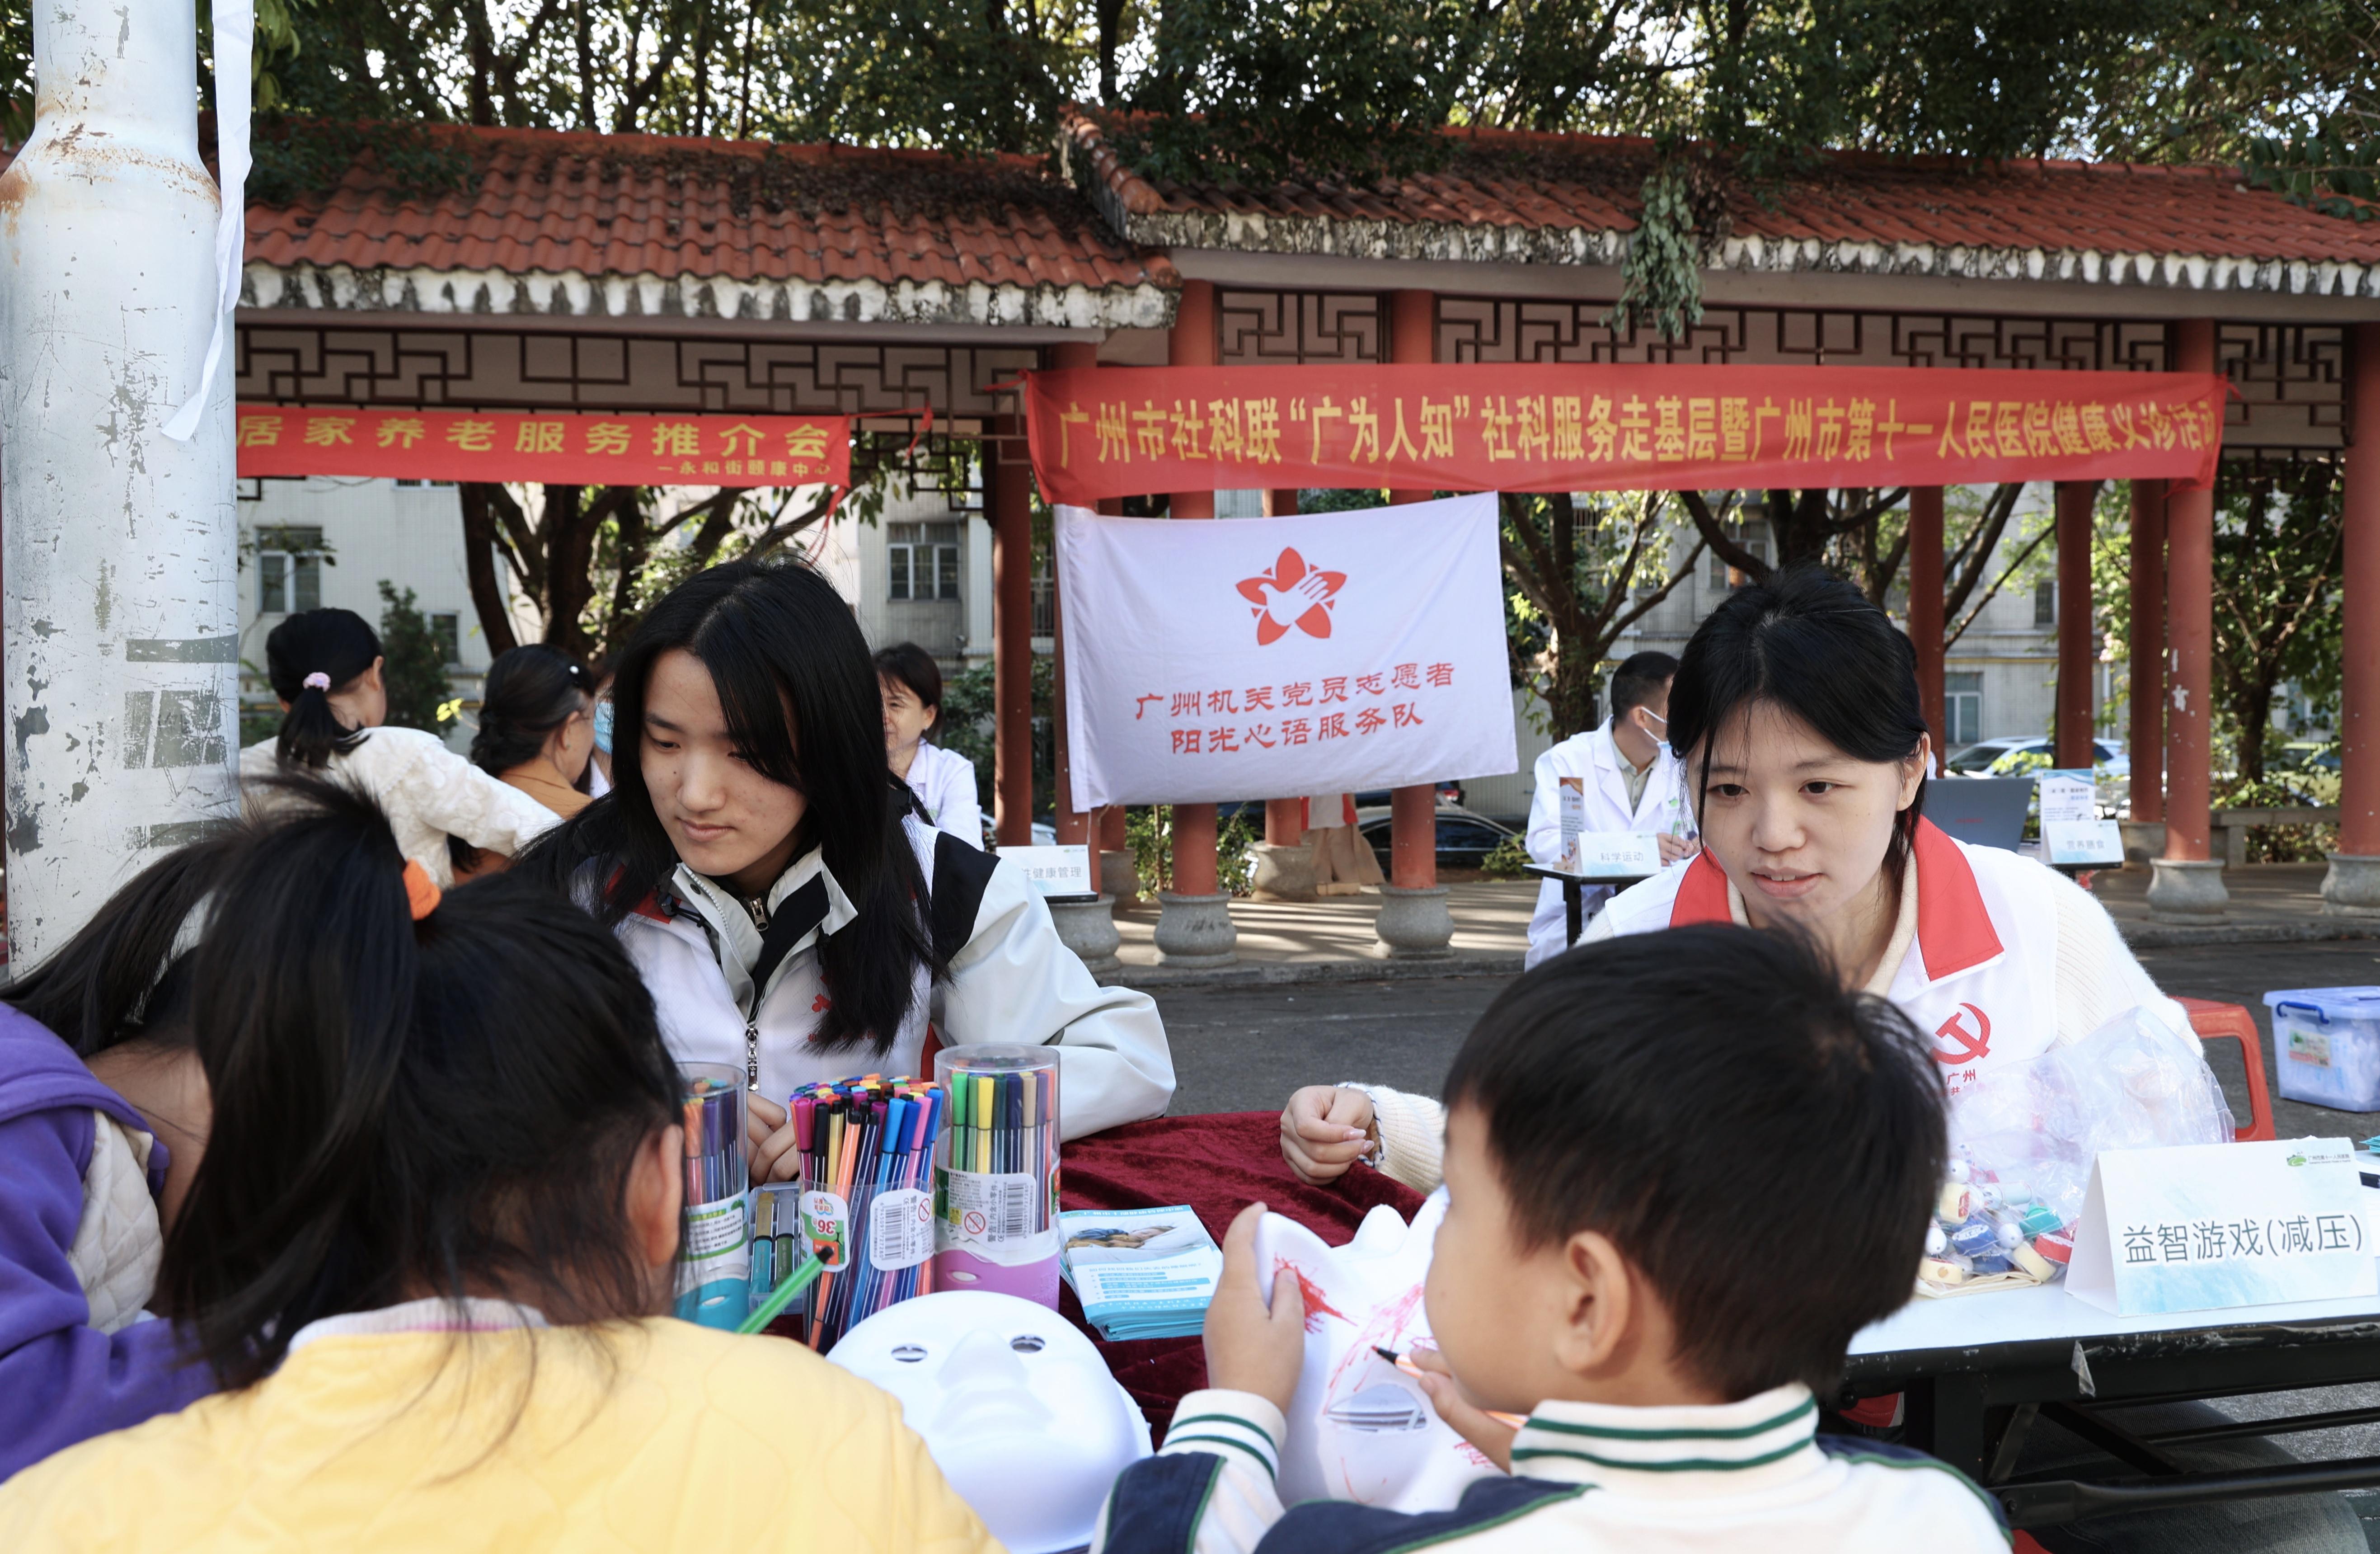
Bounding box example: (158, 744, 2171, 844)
(1144, 940, 2380, 1545)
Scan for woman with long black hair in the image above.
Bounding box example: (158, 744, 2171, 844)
(516, 560, 1173, 1165)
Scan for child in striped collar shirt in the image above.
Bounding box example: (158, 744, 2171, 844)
(1094, 924, 2009, 1554)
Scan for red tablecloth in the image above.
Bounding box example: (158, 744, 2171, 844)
(1057, 1110, 1426, 1431)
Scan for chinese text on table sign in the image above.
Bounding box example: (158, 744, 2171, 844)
(1022, 364, 2228, 507)
(2121, 1213, 2367, 1266)
(235, 406, 852, 489)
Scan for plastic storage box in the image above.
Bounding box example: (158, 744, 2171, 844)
(2264, 987, 2380, 1112)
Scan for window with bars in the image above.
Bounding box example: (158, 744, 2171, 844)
(2034, 581, 2056, 627)
(429, 613, 461, 668)
(1706, 523, 1770, 589)
(256, 526, 326, 615)
(888, 521, 962, 601)
(1946, 671, 1983, 748)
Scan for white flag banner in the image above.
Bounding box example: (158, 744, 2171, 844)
(1058, 494, 1518, 810)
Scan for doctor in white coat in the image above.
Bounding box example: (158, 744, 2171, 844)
(1522, 651, 1697, 967)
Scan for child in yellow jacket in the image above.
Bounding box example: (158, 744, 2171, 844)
(0, 778, 996, 1554)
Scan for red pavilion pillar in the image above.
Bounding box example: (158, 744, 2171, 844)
(2148, 318, 2227, 920)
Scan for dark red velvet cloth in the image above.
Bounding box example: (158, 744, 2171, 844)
(1057, 1110, 1425, 1432)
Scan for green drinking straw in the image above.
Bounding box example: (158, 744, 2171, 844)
(737, 1253, 827, 1336)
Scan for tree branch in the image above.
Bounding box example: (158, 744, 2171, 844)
(1676, 488, 1768, 581)
(1945, 518, 2053, 650)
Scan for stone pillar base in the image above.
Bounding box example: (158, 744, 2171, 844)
(1249, 841, 1317, 903)
(2118, 820, 2166, 866)
(2323, 853, 2380, 917)
(1374, 884, 1455, 960)
(2147, 857, 2230, 922)
(1098, 848, 1138, 904)
(1048, 894, 1122, 973)
(1155, 891, 1237, 967)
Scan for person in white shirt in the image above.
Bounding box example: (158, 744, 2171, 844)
(1097, 926, 2005, 1554)
(877, 641, 984, 848)
(1523, 651, 1697, 967)
(1275, 568, 2349, 1553)
(516, 562, 1173, 1159)
(239, 609, 560, 887)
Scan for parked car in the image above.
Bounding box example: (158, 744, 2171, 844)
(1354, 803, 1518, 871)
(2272, 740, 2341, 805)
(1943, 736, 2129, 781)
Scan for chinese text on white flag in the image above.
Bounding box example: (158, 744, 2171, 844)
(1057, 494, 1518, 809)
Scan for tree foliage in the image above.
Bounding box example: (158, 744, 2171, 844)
(1502, 490, 1703, 737)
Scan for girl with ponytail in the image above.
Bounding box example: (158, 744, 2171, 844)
(515, 559, 1173, 1164)
(242, 608, 562, 886)
(0, 780, 996, 1553)
(449, 644, 597, 880)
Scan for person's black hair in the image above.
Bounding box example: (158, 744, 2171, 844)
(874, 642, 945, 742)
(516, 560, 939, 1053)
(3, 837, 239, 1057)
(1665, 565, 1931, 882)
(1442, 923, 1944, 1400)
(264, 608, 382, 769)
(470, 644, 594, 777)
(1608, 650, 1679, 725)
(160, 776, 679, 1389)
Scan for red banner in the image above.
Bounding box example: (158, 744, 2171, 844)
(1023, 364, 2226, 505)
(236, 405, 851, 489)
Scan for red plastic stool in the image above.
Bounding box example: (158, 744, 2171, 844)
(2175, 997, 2276, 1142)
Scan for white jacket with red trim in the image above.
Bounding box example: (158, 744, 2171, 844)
(608, 814, 1174, 1140)
(1355, 819, 2199, 1194)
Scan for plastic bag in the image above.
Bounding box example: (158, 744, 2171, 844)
(1918, 1004, 2231, 1298)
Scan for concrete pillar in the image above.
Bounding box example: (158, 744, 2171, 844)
(2054, 480, 2100, 770)
(2326, 324, 2380, 914)
(1377, 288, 1455, 959)
(990, 416, 1034, 848)
(0, 0, 241, 961)
(1907, 488, 1945, 772)
(1154, 280, 1235, 965)
(2126, 480, 2167, 862)
(2149, 319, 2228, 921)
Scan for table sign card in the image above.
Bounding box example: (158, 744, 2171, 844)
(2068, 1138, 2375, 1316)
(2044, 818, 2126, 866)
(2036, 771, 2098, 826)
(1558, 778, 1586, 871)
(995, 844, 1094, 899)
(1574, 832, 1664, 875)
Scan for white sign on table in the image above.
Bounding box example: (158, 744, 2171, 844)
(2044, 818, 2126, 865)
(2037, 770, 2097, 825)
(1558, 780, 1586, 869)
(2068, 1138, 2376, 1316)
(1570, 832, 1664, 876)
(996, 844, 1094, 899)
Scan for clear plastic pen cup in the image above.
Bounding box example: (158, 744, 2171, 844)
(673, 1063, 751, 1330)
(932, 1045, 1062, 1308)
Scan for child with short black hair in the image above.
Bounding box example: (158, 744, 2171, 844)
(1098, 923, 2008, 1554)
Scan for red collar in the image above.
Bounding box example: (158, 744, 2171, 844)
(1667, 818, 2002, 981)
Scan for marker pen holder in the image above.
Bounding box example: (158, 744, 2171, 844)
(748, 1183, 809, 1337)
(674, 1063, 751, 1330)
(791, 1076, 945, 1350)
(932, 1045, 1062, 1309)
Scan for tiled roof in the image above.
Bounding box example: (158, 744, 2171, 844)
(242, 123, 1179, 329)
(1063, 115, 2380, 298)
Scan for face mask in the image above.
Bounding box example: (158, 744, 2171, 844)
(828, 1290, 1151, 1553)
(592, 698, 615, 754)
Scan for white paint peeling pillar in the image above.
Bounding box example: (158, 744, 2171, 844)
(0, 0, 240, 961)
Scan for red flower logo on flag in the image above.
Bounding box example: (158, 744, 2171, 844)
(1236, 547, 1346, 645)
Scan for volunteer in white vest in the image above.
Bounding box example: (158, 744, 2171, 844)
(1521, 650, 1697, 968)
(877, 640, 984, 848)
(1283, 565, 2211, 1187)
(1277, 568, 2347, 1554)
(518, 561, 1174, 1172)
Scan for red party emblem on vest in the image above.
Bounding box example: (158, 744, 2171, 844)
(1932, 1003, 1993, 1066)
